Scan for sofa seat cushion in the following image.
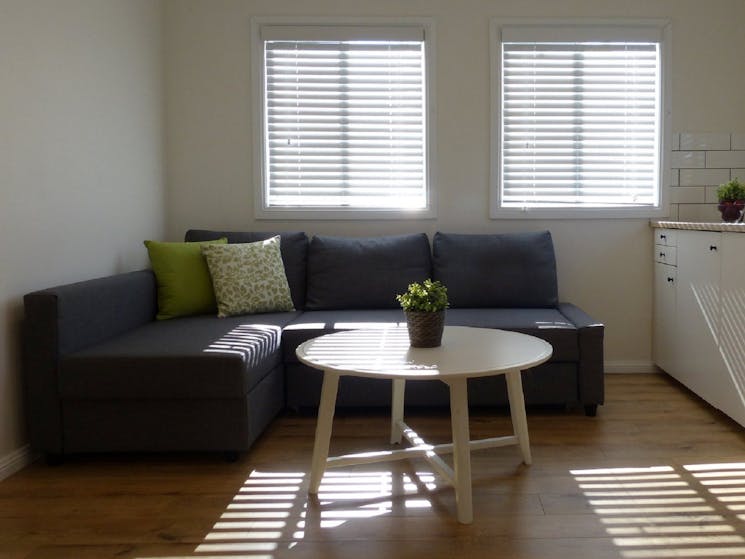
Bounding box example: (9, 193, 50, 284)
(60, 312, 301, 399)
(283, 308, 577, 363)
(444, 308, 578, 361)
(282, 309, 406, 363)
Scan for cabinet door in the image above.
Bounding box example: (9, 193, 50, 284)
(675, 230, 723, 400)
(653, 262, 677, 373)
(714, 234, 745, 426)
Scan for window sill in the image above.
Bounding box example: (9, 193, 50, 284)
(255, 207, 437, 221)
(490, 206, 670, 220)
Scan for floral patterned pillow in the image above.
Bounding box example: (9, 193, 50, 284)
(201, 236, 295, 317)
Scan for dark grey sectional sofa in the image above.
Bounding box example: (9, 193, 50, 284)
(23, 230, 604, 461)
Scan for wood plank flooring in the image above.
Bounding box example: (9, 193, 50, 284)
(2, 373, 745, 559)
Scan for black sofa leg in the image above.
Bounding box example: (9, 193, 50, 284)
(584, 404, 598, 417)
(223, 451, 240, 463)
(45, 453, 64, 466)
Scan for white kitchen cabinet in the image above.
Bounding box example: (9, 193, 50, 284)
(653, 227, 745, 427)
(674, 231, 724, 401)
(653, 261, 677, 373)
(716, 233, 745, 426)
(653, 228, 678, 373)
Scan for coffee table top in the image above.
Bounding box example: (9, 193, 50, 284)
(295, 326, 553, 380)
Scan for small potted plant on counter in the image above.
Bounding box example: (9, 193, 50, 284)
(396, 279, 449, 347)
(716, 178, 745, 222)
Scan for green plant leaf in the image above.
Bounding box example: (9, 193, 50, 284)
(717, 177, 745, 202)
(395, 279, 449, 312)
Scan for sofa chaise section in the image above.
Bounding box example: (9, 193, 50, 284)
(23, 270, 299, 458)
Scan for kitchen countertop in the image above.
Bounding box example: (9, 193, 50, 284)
(651, 220, 745, 232)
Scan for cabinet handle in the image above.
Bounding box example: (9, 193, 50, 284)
(710, 245, 718, 251)
(667, 277, 675, 283)
(660, 234, 667, 240)
(659, 252, 666, 258)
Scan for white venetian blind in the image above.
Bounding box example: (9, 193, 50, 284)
(501, 36, 661, 209)
(262, 29, 427, 209)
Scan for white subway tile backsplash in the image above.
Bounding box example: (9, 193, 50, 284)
(678, 203, 722, 222)
(670, 186, 706, 204)
(679, 168, 730, 187)
(680, 132, 731, 151)
(732, 133, 745, 150)
(705, 185, 720, 204)
(671, 151, 705, 169)
(669, 132, 745, 219)
(706, 151, 745, 168)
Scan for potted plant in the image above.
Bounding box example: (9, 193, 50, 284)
(396, 279, 449, 347)
(716, 178, 745, 222)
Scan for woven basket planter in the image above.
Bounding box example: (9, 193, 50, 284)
(405, 310, 445, 348)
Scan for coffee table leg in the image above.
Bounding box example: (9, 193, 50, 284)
(448, 378, 473, 524)
(505, 370, 532, 465)
(309, 371, 340, 494)
(390, 379, 406, 444)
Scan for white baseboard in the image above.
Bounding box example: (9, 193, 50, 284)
(0, 445, 34, 481)
(605, 360, 659, 374)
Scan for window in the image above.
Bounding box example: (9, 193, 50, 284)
(491, 21, 671, 218)
(252, 20, 434, 219)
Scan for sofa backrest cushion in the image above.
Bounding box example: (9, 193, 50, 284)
(432, 231, 558, 308)
(184, 230, 309, 310)
(305, 233, 432, 310)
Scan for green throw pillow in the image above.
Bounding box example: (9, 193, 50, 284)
(201, 236, 295, 317)
(144, 238, 227, 320)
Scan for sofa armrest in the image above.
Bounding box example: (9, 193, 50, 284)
(558, 302, 605, 408)
(558, 302, 602, 330)
(23, 270, 157, 453)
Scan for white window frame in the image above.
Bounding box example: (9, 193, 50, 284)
(490, 19, 672, 219)
(251, 17, 436, 220)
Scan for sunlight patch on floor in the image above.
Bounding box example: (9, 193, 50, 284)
(137, 468, 437, 558)
(573, 462, 745, 559)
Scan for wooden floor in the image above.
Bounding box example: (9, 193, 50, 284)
(2, 373, 745, 559)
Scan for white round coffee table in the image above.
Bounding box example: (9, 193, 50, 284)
(295, 325, 553, 524)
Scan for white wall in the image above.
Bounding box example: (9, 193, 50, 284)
(0, 0, 165, 472)
(1, 0, 741, 470)
(164, 0, 745, 371)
